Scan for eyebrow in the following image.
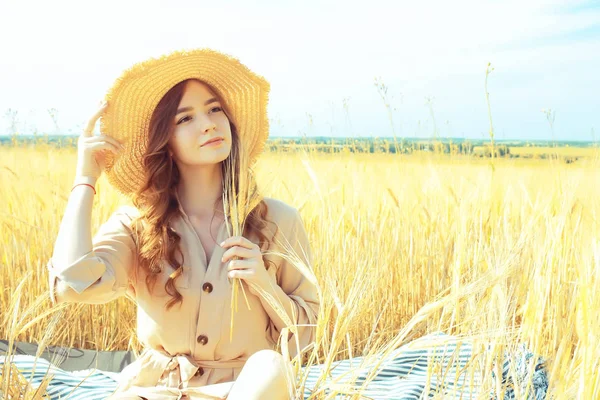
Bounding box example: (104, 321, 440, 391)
(176, 98, 219, 115)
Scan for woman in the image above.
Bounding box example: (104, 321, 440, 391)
(46, 49, 320, 400)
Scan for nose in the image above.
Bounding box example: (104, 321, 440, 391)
(197, 115, 216, 133)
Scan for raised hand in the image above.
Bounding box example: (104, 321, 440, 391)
(75, 101, 125, 179)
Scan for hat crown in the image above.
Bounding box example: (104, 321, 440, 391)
(99, 48, 270, 199)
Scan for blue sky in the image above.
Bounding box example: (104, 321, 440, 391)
(0, 0, 598, 141)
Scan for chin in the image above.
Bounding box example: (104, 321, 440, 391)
(213, 150, 232, 164)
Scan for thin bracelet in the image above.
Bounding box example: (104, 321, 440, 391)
(71, 183, 96, 195)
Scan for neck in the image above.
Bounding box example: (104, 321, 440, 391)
(176, 163, 224, 220)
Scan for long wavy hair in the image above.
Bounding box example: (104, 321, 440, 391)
(128, 78, 277, 310)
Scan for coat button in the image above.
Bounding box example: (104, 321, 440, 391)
(197, 334, 208, 345)
(202, 282, 213, 293)
(194, 367, 205, 376)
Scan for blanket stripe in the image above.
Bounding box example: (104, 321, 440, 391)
(1, 332, 548, 400)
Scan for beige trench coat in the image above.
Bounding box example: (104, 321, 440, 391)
(47, 196, 320, 399)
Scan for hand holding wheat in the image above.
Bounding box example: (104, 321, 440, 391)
(221, 140, 295, 343)
(220, 235, 272, 297)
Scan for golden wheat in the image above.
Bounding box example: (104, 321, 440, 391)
(1, 145, 598, 398)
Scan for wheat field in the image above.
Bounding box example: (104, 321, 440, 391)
(1, 144, 598, 399)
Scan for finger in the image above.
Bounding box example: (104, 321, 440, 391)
(228, 269, 255, 279)
(87, 141, 122, 153)
(84, 134, 124, 149)
(222, 246, 259, 263)
(220, 236, 260, 250)
(83, 101, 108, 137)
(226, 259, 255, 272)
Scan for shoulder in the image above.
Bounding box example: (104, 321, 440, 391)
(113, 205, 141, 222)
(104, 205, 143, 233)
(262, 197, 300, 223)
(262, 197, 298, 215)
(261, 197, 304, 237)
(260, 198, 312, 262)
(92, 205, 142, 247)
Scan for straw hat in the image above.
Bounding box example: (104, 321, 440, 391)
(99, 48, 270, 199)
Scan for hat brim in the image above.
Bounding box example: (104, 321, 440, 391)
(99, 48, 270, 199)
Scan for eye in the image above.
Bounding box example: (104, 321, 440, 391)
(176, 116, 191, 125)
(176, 107, 222, 125)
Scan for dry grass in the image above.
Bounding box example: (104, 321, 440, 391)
(1, 145, 599, 399)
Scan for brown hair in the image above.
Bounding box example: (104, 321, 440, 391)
(128, 78, 276, 310)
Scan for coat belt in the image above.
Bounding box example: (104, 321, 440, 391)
(119, 347, 248, 390)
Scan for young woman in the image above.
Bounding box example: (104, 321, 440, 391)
(47, 49, 320, 400)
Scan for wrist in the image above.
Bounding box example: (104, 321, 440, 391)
(73, 175, 98, 186)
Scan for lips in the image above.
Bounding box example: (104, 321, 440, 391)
(201, 137, 224, 146)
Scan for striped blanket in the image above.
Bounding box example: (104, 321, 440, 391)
(1, 332, 548, 400)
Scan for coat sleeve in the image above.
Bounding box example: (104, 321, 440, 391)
(265, 207, 320, 358)
(46, 206, 138, 306)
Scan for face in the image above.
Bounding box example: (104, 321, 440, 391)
(168, 80, 232, 167)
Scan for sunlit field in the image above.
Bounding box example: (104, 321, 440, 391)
(1, 144, 599, 399)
